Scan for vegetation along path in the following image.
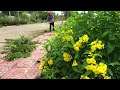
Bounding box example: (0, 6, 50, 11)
(0, 21, 62, 79)
(0, 32, 55, 79)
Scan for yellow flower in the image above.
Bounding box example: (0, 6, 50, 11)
(48, 59, 54, 65)
(98, 40, 102, 44)
(78, 39, 83, 43)
(66, 30, 73, 34)
(44, 66, 49, 69)
(96, 43, 104, 50)
(91, 40, 97, 45)
(86, 57, 96, 64)
(75, 42, 80, 47)
(62, 31, 65, 34)
(63, 52, 68, 58)
(94, 62, 107, 75)
(82, 34, 89, 42)
(42, 69, 47, 73)
(80, 75, 90, 79)
(63, 52, 73, 62)
(63, 20, 66, 23)
(74, 46, 79, 52)
(104, 76, 111, 79)
(91, 45, 97, 52)
(62, 37, 65, 42)
(39, 64, 43, 70)
(63, 58, 70, 62)
(85, 64, 97, 72)
(73, 41, 82, 52)
(79, 37, 83, 40)
(70, 30, 73, 34)
(38, 60, 45, 70)
(42, 66, 49, 73)
(62, 35, 73, 42)
(55, 33, 58, 37)
(70, 36, 73, 40)
(61, 76, 68, 79)
(61, 77, 66, 79)
(91, 40, 104, 50)
(72, 60, 78, 66)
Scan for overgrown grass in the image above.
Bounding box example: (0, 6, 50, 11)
(3, 36, 37, 61)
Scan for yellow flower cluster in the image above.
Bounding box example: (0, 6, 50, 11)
(91, 40, 104, 52)
(72, 60, 78, 66)
(62, 35, 73, 42)
(80, 75, 90, 79)
(39, 60, 45, 70)
(48, 58, 54, 65)
(61, 76, 68, 79)
(85, 62, 111, 78)
(80, 34, 89, 43)
(63, 52, 73, 62)
(73, 34, 89, 52)
(65, 30, 73, 34)
(103, 75, 111, 79)
(86, 57, 96, 64)
(55, 33, 59, 37)
(42, 66, 49, 73)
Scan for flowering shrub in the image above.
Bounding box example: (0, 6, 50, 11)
(38, 32, 111, 79)
(37, 11, 120, 79)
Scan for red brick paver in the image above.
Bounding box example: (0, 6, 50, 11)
(2, 68, 30, 79)
(0, 67, 12, 77)
(0, 32, 55, 79)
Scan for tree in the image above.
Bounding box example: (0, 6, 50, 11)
(62, 11, 71, 19)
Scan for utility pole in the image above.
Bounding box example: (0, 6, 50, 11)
(9, 11, 11, 16)
(17, 11, 19, 16)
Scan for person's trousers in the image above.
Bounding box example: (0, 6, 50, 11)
(50, 22, 54, 31)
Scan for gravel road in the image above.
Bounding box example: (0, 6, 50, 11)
(0, 21, 62, 51)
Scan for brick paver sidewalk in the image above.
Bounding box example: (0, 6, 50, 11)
(0, 32, 55, 79)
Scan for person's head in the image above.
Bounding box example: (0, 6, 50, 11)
(47, 11, 51, 15)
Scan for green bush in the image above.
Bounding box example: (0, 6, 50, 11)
(37, 11, 120, 79)
(0, 16, 28, 26)
(4, 36, 37, 61)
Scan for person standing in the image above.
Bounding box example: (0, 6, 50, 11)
(47, 11, 54, 32)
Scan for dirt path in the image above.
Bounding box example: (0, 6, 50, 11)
(0, 21, 62, 51)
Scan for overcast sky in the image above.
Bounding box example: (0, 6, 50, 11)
(54, 11, 82, 15)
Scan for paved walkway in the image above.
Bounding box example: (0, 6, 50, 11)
(0, 32, 55, 79)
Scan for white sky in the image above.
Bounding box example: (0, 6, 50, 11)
(54, 11, 62, 15)
(54, 11, 83, 15)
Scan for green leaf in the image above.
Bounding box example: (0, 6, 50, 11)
(79, 61, 88, 71)
(74, 52, 79, 59)
(108, 62, 120, 67)
(70, 39, 75, 46)
(93, 54, 102, 58)
(114, 53, 119, 62)
(107, 42, 115, 54)
(63, 43, 73, 48)
(102, 31, 110, 38)
(72, 67, 81, 73)
(107, 67, 113, 76)
(109, 34, 116, 40)
(83, 50, 89, 55)
(84, 70, 92, 76)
